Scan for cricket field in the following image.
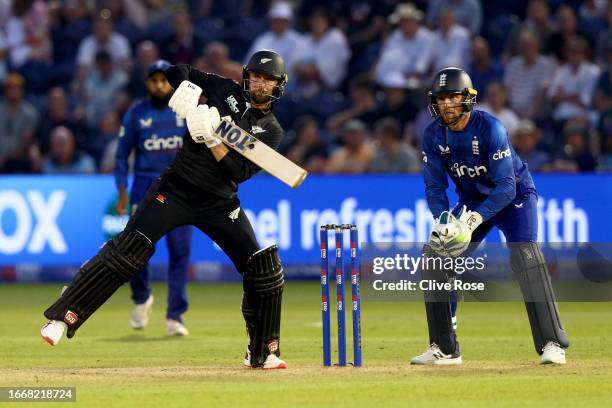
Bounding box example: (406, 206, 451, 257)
(1, 283, 611, 407)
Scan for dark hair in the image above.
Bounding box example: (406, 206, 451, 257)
(374, 117, 402, 140)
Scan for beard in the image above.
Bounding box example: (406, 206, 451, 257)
(150, 92, 172, 109)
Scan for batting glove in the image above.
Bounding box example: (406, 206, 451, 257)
(186, 104, 222, 148)
(169, 80, 202, 119)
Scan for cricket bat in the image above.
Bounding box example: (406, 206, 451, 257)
(213, 119, 308, 188)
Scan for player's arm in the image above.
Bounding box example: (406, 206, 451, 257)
(474, 122, 516, 221)
(166, 64, 231, 97)
(422, 129, 449, 219)
(114, 107, 138, 214)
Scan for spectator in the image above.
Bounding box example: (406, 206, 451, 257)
(547, 37, 600, 123)
(125, 41, 159, 100)
(290, 8, 351, 94)
(194, 42, 242, 82)
(374, 3, 433, 87)
(325, 119, 374, 173)
(478, 82, 520, 137)
(426, 0, 482, 35)
(512, 119, 550, 172)
(503, 29, 555, 119)
(97, 0, 143, 45)
(0, 27, 7, 83)
(547, 5, 590, 63)
(36, 87, 86, 154)
(158, 9, 205, 65)
(42, 126, 96, 174)
(374, 72, 417, 129)
(597, 132, 612, 171)
(245, 2, 304, 68)
(468, 37, 504, 93)
(79, 50, 128, 130)
(88, 110, 121, 164)
(577, 0, 608, 45)
(6, 0, 53, 92)
(0, 73, 39, 173)
(428, 9, 471, 72)
(286, 116, 329, 174)
(75, 10, 131, 78)
(595, 5, 612, 64)
(503, 0, 554, 60)
(542, 124, 597, 172)
(369, 117, 420, 173)
(326, 75, 380, 135)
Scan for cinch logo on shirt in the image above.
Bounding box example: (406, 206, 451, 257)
(225, 95, 240, 113)
(451, 162, 488, 178)
(143, 134, 183, 151)
(492, 148, 511, 161)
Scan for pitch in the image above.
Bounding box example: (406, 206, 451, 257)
(1, 283, 611, 407)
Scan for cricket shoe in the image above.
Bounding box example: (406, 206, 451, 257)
(129, 295, 153, 329)
(541, 341, 566, 364)
(41, 320, 67, 346)
(243, 349, 287, 369)
(410, 343, 462, 365)
(166, 319, 189, 336)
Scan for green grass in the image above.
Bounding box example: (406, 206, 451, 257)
(0, 283, 611, 407)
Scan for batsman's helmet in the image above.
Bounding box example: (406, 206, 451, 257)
(427, 67, 477, 119)
(242, 49, 288, 101)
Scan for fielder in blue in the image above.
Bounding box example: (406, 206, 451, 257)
(411, 67, 569, 365)
(114, 60, 193, 336)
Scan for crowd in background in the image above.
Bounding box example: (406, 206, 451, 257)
(0, 0, 611, 176)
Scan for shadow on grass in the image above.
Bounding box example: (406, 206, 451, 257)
(100, 334, 194, 343)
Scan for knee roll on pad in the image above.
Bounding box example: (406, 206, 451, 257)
(421, 244, 458, 355)
(243, 245, 284, 367)
(510, 243, 570, 352)
(44, 230, 154, 337)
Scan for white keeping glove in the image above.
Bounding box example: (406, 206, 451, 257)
(168, 80, 202, 119)
(443, 206, 483, 258)
(186, 104, 222, 148)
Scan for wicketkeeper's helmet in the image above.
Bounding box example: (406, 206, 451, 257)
(427, 67, 477, 119)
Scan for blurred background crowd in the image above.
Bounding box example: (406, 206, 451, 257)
(0, 0, 611, 176)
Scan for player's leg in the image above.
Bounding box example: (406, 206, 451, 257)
(196, 203, 286, 369)
(412, 214, 494, 365)
(498, 193, 569, 363)
(41, 179, 193, 345)
(164, 225, 192, 336)
(128, 176, 156, 330)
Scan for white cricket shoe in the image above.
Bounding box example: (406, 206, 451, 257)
(129, 295, 153, 329)
(411, 343, 462, 365)
(166, 319, 189, 336)
(541, 341, 566, 364)
(263, 353, 287, 369)
(243, 348, 287, 369)
(41, 320, 67, 346)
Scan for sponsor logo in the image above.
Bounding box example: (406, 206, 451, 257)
(268, 341, 279, 354)
(139, 118, 153, 128)
(451, 162, 488, 178)
(251, 125, 265, 134)
(143, 134, 183, 151)
(422, 151, 428, 162)
(156, 194, 166, 204)
(522, 247, 533, 260)
(439, 73, 447, 87)
(472, 136, 479, 155)
(118, 126, 125, 138)
(493, 148, 511, 161)
(214, 120, 257, 153)
(225, 95, 240, 114)
(514, 202, 524, 209)
(438, 145, 450, 154)
(260, 58, 272, 64)
(64, 310, 79, 325)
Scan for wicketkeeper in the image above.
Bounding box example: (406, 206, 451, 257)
(412, 67, 569, 365)
(41, 50, 289, 369)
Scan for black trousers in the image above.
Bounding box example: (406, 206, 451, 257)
(126, 172, 260, 274)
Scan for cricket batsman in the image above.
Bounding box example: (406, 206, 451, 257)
(40, 50, 289, 369)
(114, 60, 192, 336)
(411, 67, 569, 365)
